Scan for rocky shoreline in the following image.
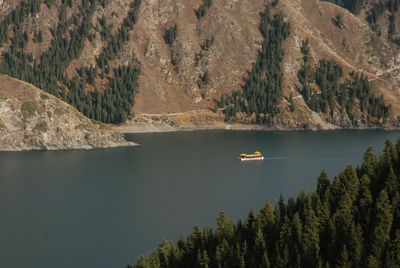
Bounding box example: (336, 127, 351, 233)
(119, 112, 400, 134)
(0, 140, 137, 152)
(120, 123, 400, 134)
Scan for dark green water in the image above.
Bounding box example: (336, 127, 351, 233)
(0, 130, 399, 267)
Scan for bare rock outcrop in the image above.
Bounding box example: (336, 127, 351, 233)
(0, 75, 135, 151)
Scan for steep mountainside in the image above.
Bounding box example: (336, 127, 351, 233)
(278, 0, 400, 127)
(0, 75, 134, 151)
(129, 0, 267, 113)
(0, 0, 400, 130)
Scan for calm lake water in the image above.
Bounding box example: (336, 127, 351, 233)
(0, 130, 399, 267)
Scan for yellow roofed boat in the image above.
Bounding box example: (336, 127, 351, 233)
(239, 151, 264, 161)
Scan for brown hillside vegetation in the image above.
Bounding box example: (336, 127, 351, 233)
(279, 0, 400, 112)
(1, 0, 400, 130)
(118, 0, 400, 124)
(127, 0, 400, 128)
(128, 0, 267, 114)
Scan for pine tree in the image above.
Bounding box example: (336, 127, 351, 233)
(216, 211, 234, 241)
(301, 207, 320, 267)
(338, 245, 352, 268)
(332, 165, 359, 209)
(356, 174, 373, 231)
(317, 169, 331, 202)
(369, 190, 393, 263)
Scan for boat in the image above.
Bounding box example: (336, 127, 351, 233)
(239, 151, 264, 161)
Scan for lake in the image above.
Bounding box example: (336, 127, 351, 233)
(0, 130, 399, 267)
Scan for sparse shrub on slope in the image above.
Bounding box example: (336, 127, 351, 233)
(164, 24, 178, 46)
(195, 0, 213, 19)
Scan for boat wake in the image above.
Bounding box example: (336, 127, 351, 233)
(263, 156, 288, 160)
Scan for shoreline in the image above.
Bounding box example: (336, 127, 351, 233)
(118, 110, 400, 134)
(0, 141, 138, 152)
(118, 122, 400, 134)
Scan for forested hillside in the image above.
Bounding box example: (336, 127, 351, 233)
(128, 137, 400, 268)
(215, 5, 291, 123)
(1, 0, 400, 130)
(214, 1, 392, 126)
(0, 0, 141, 124)
(324, 0, 400, 45)
(297, 38, 391, 125)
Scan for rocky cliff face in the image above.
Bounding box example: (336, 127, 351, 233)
(0, 75, 135, 151)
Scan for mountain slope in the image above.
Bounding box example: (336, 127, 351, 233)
(0, 0, 399, 129)
(281, 0, 400, 106)
(128, 0, 267, 114)
(277, 0, 400, 126)
(0, 75, 134, 151)
(127, 0, 400, 123)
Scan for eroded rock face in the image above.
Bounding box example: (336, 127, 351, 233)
(0, 75, 135, 151)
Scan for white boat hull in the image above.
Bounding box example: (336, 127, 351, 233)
(240, 157, 264, 161)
